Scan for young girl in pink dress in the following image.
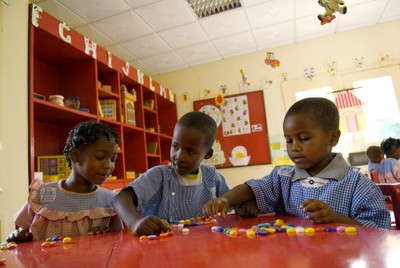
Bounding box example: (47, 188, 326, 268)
(8, 121, 123, 242)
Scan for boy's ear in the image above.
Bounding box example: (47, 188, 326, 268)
(330, 130, 341, 146)
(204, 149, 214, 159)
(69, 148, 80, 164)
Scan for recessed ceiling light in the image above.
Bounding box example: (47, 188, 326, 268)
(186, 0, 242, 18)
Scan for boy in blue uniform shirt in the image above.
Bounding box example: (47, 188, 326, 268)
(203, 97, 391, 229)
(113, 112, 230, 236)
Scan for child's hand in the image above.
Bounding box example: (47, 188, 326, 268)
(300, 199, 339, 224)
(235, 200, 259, 218)
(132, 215, 170, 237)
(202, 197, 230, 219)
(7, 228, 33, 243)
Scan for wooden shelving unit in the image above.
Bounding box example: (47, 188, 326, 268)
(28, 4, 177, 190)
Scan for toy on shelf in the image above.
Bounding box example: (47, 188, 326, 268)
(99, 99, 117, 120)
(318, 0, 347, 25)
(37, 155, 71, 182)
(64, 96, 81, 110)
(121, 85, 137, 126)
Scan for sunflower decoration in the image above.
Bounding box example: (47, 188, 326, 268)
(215, 93, 226, 106)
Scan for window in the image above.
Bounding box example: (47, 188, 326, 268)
(282, 66, 400, 161)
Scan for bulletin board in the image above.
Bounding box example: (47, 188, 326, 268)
(194, 90, 271, 168)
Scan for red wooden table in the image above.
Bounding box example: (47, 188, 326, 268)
(2, 214, 400, 268)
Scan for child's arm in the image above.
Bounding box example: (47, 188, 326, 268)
(301, 199, 361, 225)
(112, 187, 169, 236)
(203, 183, 255, 218)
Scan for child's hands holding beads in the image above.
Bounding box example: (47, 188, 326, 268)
(132, 215, 170, 236)
(300, 199, 339, 224)
(202, 197, 230, 219)
(7, 228, 33, 243)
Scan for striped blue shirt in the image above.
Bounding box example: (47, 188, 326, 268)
(126, 164, 230, 220)
(246, 153, 391, 229)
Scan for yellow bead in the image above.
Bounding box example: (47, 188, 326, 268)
(62, 237, 72, 244)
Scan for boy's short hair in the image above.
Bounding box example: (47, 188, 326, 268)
(285, 97, 339, 131)
(177, 111, 217, 149)
(366, 145, 382, 159)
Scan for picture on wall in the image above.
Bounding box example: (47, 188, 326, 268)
(194, 90, 271, 168)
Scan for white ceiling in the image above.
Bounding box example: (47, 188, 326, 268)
(30, 0, 400, 76)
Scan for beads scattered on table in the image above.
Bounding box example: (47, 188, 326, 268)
(211, 219, 357, 238)
(1, 242, 18, 251)
(139, 217, 216, 242)
(41, 236, 72, 248)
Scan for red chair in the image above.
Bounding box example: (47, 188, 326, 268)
(377, 183, 400, 230)
(370, 170, 380, 183)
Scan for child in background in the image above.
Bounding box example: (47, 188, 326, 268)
(366, 145, 384, 172)
(8, 121, 123, 242)
(378, 137, 400, 183)
(203, 97, 391, 229)
(113, 112, 230, 236)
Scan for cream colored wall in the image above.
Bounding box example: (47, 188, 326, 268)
(155, 20, 400, 187)
(0, 1, 29, 241)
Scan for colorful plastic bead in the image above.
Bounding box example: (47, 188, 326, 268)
(182, 228, 190, 234)
(344, 226, 357, 234)
(148, 235, 157, 240)
(325, 227, 336, 232)
(336, 226, 346, 232)
(63, 237, 72, 244)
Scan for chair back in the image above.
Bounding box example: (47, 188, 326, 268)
(370, 170, 380, 183)
(377, 183, 400, 230)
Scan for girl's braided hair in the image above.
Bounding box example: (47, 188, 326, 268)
(63, 121, 120, 168)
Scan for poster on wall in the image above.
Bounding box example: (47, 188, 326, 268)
(194, 90, 271, 168)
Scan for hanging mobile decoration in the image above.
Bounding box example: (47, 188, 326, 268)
(317, 0, 347, 25)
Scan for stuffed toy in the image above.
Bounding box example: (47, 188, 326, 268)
(318, 0, 347, 25)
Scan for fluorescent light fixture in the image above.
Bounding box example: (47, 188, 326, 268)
(187, 0, 242, 18)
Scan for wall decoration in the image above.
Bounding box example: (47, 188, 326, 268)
(194, 90, 271, 168)
(269, 136, 293, 167)
(280, 72, 289, 83)
(215, 93, 226, 106)
(353, 57, 366, 71)
(260, 76, 272, 90)
(380, 51, 393, 66)
(326, 60, 337, 76)
(334, 90, 366, 132)
(199, 88, 211, 99)
(317, 0, 347, 25)
(219, 84, 228, 95)
(239, 69, 250, 92)
(303, 67, 315, 80)
(181, 91, 190, 102)
(264, 52, 280, 68)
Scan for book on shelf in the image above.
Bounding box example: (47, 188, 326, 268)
(146, 142, 158, 154)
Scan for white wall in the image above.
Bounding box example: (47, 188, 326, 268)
(0, 0, 29, 241)
(155, 20, 400, 187)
